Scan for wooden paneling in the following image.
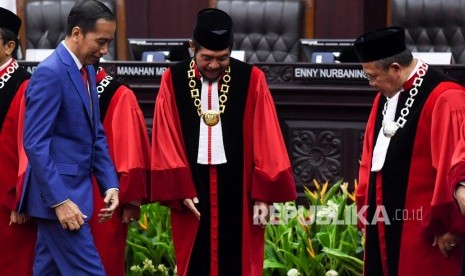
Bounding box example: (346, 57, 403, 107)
(125, 0, 149, 38)
(125, 0, 209, 39)
(304, 0, 315, 38)
(313, 0, 388, 39)
(125, 0, 388, 45)
(314, 0, 364, 39)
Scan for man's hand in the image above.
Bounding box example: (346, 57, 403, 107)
(253, 201, 269, 228)
(98, 189, 119, 223)
(9, 210, 31, 225)
(54, 200, 87, 230)
(122, 204, 141, 224)
(455, 185, 465, 215)
(183, 197, 200, 220)
(433, 232, 460, 257)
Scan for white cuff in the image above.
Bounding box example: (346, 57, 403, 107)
(104, 188, 119, 195)
(51, 199, 70, 208)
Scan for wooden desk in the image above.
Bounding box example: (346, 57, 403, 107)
(19, 61, 465, 199)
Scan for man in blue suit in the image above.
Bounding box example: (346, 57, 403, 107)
(20, 1, 119, 275)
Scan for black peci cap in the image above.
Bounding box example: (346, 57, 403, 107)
(0, 7, 21, 37)
(354, 26, 406, 62)
(193, 8, 234, 51)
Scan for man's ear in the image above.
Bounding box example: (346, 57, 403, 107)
(5, 40, 15, 56)
(390, 62, 402, 72)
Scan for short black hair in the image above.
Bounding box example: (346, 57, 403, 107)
(375, 48, 414, 70)
(65, 0, 115, 36)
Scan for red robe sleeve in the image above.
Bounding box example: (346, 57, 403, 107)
(0, 80, 28, 210)
(16, 85, 29, 208)
(150, 69, 197, 208)
(448, 119, 465, 194)
(356, 93, 381, 228)
(422, 85, 465, 235)
(247, 67, 296, 203)
(104, 86, 151, 204)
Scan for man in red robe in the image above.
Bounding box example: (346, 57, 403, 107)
(0, 7, 37, 276)
(89, 66, 151, 276)
(151, 8, 296, 276)
(355, 26, 465, 275)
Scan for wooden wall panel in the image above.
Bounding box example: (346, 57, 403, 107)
(314, 0, 364, 39)
(125, 0, 149, 38)
(125, 0, 388, 41)
(313, 0, 388, 39)
(125, 0, 209, 39)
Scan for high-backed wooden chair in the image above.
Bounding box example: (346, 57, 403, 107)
(16, 0, 127, 60)
(210, 0, 305, 62)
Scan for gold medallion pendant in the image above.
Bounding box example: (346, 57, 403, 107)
(202, 110, 220, 126)
(188, 58, 231, 127)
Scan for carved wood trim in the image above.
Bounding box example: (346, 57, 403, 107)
(303, 0, 314, 38)
(16, 0, 26, 59)
(115, 0, 128, 60)
(386, 0, 391, 26)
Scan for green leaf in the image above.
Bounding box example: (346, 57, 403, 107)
(263, 259, 286, 269)
(316, 232, 331, 248)
(322, 247, 363, 275)
(322, 179, 343, 205)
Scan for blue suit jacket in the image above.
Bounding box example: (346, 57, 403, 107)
(19, 43, 119, 220)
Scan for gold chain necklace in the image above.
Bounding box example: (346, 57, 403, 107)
(188, 59, 231, 127)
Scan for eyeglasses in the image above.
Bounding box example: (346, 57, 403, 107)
(362, 71, 377, 82)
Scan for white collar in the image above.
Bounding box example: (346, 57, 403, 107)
(62, 40, 84, 70)
(0, 57, 13, 71)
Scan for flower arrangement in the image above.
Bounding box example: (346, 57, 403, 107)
(125, 203, 176, 275)
(125, 179, 364, 276)
(263, 179, 363, 276)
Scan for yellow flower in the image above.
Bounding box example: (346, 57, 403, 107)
(320, 181, 329, 200)
(313, 179, 320, 191)
(347, 179, 358, 202)
(138, 213, 148, 231)
(347, 192, 356, 202)
(304, 185, 318, 200)
(307, 237, 316, 259)
(297, 214, 309, 232)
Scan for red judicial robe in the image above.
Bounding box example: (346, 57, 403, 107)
(151, 58, 296, 276)
(89, 68, 151, 276)
(0, 59, 37, 276)
(449, 121, 465, 190)
(357, 64, 465, 276)
(448, 119, 465, 273)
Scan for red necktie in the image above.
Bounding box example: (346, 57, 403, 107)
(80, 67, 93, 112)
(80, 67, 88, 90)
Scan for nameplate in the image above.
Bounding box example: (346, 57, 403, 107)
(254, 63, 367, 85)
(294, 67, 365, 79)
(102, 62, 168, 79)
(18, 61, 169, 80)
